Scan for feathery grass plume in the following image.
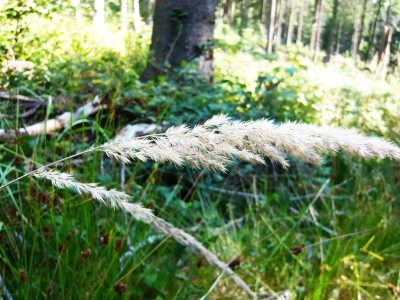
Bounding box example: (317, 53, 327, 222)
(32, 167, 154, 221)
(101, 114, 400, 170)
(12, 115, 399, 218)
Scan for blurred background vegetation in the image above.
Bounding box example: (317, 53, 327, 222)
(0, 0, 399, 299)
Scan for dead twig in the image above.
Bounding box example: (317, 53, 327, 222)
(0, 91, 40, 103)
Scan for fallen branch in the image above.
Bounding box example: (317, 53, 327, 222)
(0, 96, 106, 140)
(0, 91, 40, 103)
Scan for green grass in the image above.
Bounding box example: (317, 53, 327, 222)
(1, 15, 400, 300)
(2, 142, 399, 299)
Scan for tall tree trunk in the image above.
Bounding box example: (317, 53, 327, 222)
(313, 0, 323, 61)
(260, 0, 267, 23)
(356, 0, 367, 54)
(140, 0, 215, 83)
(281, 0, 288, 43)
(351, 0, 360, 61)
(296, 0, 307, 45)
(282, 0, 291, 43)
(335, 5, 343, 54)
(240, 0, 249, 34)
(377, 2, 391, 62)
(286, 0, 296, 45)
(274, 0, 283, 50)
(121, 0, 128, 35)
(326, 0, 339, 62)
(93, 0, 105, 32)
(264, 1, 270, 36)
(267, 0, 277, 53)
(310, 0, 319, 52)
(377, 26, 393, 79)
(227, 0, 236, 27)
(132, 0, 141, 32)
(365, 0, 382, 62)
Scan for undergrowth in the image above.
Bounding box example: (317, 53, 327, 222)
(0, 11, 400, 300)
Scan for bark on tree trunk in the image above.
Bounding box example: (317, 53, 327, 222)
(267, 0, 277, 53)
(366, 0, 382, 62)
(313, 0, 324, 61)
(260, 0, 267, 23)
(132, 0, 141, 32)
(264, 0, 270, 36)
(286, 0, 296, 46)
(377, 2, 391, 62)
(296, 0, 307, 45)
(121, 0, 128, 35)
(335, 7, 343, 54)
(356, 0, 368, 55)
(325, 0, 339, 62)
(335, 5, 345, 55)
(310, 0, 319, 52)
(240, 0, 249, 34)
(227, 0, 236, 27)
(140, 0, 215, 83)
(377, 26, 393, 79)
(274, 0, 283, 50)
(282, 0, 290, 43)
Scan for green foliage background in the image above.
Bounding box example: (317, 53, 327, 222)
(0, 2, 400, 299)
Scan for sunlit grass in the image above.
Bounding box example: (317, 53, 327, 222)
(214, 26, 400, 142)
